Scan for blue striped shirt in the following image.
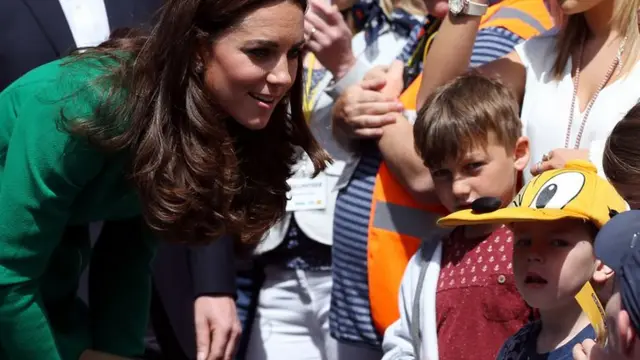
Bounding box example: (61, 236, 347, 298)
(329, 26, 524, 349)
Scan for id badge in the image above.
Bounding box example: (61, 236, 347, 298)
(575, 281, 608, 345)
(286, 174, 328, 211)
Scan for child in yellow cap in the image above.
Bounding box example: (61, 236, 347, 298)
(439, 160, 628, 359)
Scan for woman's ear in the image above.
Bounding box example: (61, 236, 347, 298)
(592, 259, 615, 284)
(513, 136, 530, 172)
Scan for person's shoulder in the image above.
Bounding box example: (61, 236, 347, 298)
(517, 27, 558, 55)
(497, 321, 539, 360)
(6, 55, 121, 118)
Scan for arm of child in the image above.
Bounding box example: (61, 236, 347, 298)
(381, 252, 422, 360)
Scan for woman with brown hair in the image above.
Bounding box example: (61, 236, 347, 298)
(0, 0, 328, 359)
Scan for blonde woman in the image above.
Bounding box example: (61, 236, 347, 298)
(416, 0, 640, 183)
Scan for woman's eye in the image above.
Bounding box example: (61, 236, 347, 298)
(288, 47, 302, 59)
(246, 48, 270, 59)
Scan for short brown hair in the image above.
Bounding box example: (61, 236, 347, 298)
(414, 72, 522, 169)
(604, 104, 640, 185)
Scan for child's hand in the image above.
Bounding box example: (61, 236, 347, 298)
(572, 338, 611, 359)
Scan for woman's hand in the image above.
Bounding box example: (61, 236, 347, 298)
(333, 79, 403, 139)
(304, 0, 355, 80)
(194, 295, 242, 360)
(530, 149, 589, 176)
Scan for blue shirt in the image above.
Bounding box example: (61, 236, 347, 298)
(497, 321, 596, 360)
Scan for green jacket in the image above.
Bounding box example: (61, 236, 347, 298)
(0, 57, 154, 359)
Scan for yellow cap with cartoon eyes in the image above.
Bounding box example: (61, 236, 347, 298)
(438, 160, 628, 228)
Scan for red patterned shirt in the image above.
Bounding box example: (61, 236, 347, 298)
(436, 225, 532, 360)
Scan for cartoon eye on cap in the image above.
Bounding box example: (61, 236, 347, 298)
(529, 172, 586, 209)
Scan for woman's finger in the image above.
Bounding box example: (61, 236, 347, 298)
(309, 0, 342, 25)
(306, 39, 322, 53)
(350, 101, 404, 117)
(361, 78, 388, 92)
(349, 114, 398, 129)
(353, 127, 385, 139)
(305, 11, 330, 35)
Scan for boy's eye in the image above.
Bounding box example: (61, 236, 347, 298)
(514, 238, 531, 248)
(431, 169, 451, 179)
(464, 162, 484, 172)
(550, 239, 570, 247)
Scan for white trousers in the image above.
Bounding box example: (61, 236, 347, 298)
(246, 267, 381, 360)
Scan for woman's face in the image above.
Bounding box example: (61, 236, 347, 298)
(202, 1, 305, 130)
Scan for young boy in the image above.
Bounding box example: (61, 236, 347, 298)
(573, 210, 640, 360)
(382, 73, 533, 360)
(438, 160, 628, 359)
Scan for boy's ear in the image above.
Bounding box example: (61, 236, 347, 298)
(513, 136, 530, 172)
(592, 259, 615, 284)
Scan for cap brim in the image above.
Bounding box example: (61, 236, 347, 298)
(438, 207, 590, 227)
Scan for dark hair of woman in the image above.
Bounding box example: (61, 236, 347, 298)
(64, 0, 330, 246)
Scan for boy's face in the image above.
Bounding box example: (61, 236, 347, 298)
(601, 283, 639, 357)
(511, 219, 597, 310)
(605, 285, 624, 354)
(430, 133, 528, 213)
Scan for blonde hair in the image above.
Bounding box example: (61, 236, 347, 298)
(414, 72, 522, 169)
(552, 0, 640, 78)
(380, 0, 428, 16)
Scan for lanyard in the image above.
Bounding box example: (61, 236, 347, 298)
(303, 54, 319, 122)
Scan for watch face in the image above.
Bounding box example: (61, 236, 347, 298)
(449, 0, 464, 14)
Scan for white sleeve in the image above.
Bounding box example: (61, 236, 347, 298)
(588, 138, 607, 178)
(381, 252, 420, 360)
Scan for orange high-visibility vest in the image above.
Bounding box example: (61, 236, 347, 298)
(368, 0, 553, 334)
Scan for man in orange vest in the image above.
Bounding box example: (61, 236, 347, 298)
(330, 0, 553, 344)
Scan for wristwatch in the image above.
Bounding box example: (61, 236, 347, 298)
(448, 0, 488, 16)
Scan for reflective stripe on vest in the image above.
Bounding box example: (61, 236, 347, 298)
(367, 0, 553, 335)
(486, 7, 547, 34)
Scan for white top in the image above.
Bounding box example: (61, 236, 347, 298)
(58, 0, 111, 48)
(516, 29, 640, 183)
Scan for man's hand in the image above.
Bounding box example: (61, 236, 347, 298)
(194, 296, 242, 360)
(304, 0, 355, 80)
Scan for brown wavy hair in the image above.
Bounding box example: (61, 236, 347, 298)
(66, 0, 330, 246)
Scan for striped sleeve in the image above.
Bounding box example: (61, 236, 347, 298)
(470, 27, 523, 68)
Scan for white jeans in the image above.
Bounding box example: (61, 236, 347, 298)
(246, 267, 381, 360)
